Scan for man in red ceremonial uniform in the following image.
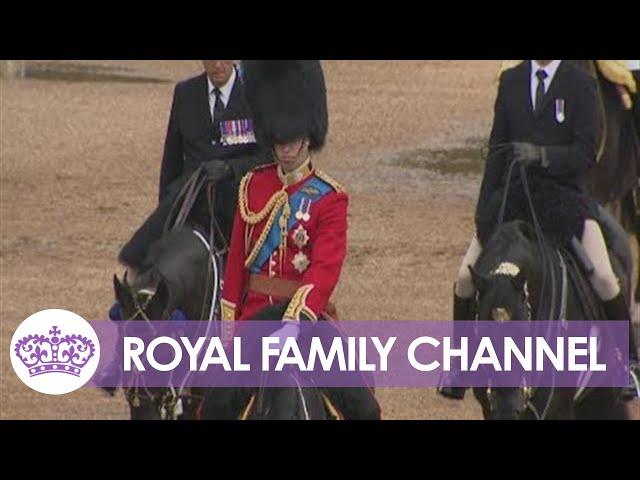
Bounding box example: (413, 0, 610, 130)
(220, 136, 347, 323)
(204, 61, 381, 420)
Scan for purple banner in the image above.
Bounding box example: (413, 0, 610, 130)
(87, 320, 629, 389)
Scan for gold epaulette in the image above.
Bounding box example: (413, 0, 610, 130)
(596, 60, 637, 93)
(315, 170, 346, 193)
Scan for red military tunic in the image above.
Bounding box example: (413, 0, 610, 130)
(221, 160, 348, 322)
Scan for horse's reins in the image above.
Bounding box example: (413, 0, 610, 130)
(489, 143, 560, 419)
(168, 167, 227, 417)
(125, 166, 226, 419)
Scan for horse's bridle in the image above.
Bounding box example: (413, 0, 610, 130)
(120, 167, 226, 419)
(119, 283, 212, 420)
(481, 145, 561, 420)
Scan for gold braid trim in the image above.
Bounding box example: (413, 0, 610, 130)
(283, 284, 317, 323)
(315, 170, 345, 193)
(238, 172, 290, 269)
(221, 299, 236, 322)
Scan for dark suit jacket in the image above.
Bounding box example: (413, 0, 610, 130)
(476, 60, 599, 231)
(633, 69, 640, 135)
(158, 70, 270, 243)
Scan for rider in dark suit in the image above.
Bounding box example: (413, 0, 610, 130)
(440, 60, 638, 400)
(120, 60, 271, 273)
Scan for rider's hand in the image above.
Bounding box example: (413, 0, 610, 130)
(204, 161, 233, 183)
(512, 142, 548, 168)
(269, 321, 301, 343)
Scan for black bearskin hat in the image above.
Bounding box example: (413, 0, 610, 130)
(242, 60, 328, 151)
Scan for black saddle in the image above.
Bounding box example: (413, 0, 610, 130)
(526, 204, 632, 322)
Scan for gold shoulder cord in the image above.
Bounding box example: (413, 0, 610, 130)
(238, 172, 290, 269)
(315, 170, 345, 193)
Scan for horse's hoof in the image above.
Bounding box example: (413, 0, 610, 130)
(437, 386, 467, 401)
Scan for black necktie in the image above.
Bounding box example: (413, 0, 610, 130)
(212, 86, 225, 142)
(534, 69, 548, 113)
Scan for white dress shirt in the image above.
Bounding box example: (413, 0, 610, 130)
(207, 67, 236, 121)
(530, 60, 562, 108)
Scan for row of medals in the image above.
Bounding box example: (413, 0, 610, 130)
(291, 198, 312, 274)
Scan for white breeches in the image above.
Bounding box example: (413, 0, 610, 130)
(455, 220, 620, 301)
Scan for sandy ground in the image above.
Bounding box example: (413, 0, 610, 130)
(1, 60, 638, 420)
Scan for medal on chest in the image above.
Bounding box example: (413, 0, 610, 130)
(292, 251, 311, 274)
(554, 98, 566, 124)
(292, 225, 310, 249)
(220, 118, 257, 146)
(295, 198, 312, 223)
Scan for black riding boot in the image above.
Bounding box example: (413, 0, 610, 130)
(437, 287, 476, 401)
(602, 293, 639, 400)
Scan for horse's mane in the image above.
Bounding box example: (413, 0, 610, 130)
(475, 221, 536, 275)
(136, 227, 210, 310)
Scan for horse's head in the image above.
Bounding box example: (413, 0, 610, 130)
(473, 221, 538, 323)
(113, 272, 172, 321)
(471, 222, 538, 420)
(470, 265, 533, 419)
(470, 262, 532, 323)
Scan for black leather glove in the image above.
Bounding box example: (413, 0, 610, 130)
(512, 142, 548, 168)
(203, 161, 233, 184)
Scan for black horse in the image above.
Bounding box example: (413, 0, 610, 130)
(113, 226, 220, 420)
(469, 218, 633, 420)
(573, 60, 640, 302)
(200, 303, 339, 421)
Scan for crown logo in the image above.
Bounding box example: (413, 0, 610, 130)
(14, 326, 96, 377)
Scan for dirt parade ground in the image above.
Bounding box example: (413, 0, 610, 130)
(1, 60, 638, 419)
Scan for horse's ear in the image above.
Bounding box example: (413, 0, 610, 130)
(113, 275, 124, 302)
(114, 274, 134, 315)
(469, 266, 487, 290)
(146, 278, 172, 320)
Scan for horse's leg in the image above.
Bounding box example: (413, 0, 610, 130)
(528, 388, 574, 420)
(574, 389, 629, 420)
(635, 216, 640, 303)
(472, 388, 491, 420)
(305, 388, 329, 420)
(622, 189, 640, 302)
(129, 400, 162, 420)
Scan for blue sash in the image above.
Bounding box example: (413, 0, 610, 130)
(249, 176, 333, 273)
